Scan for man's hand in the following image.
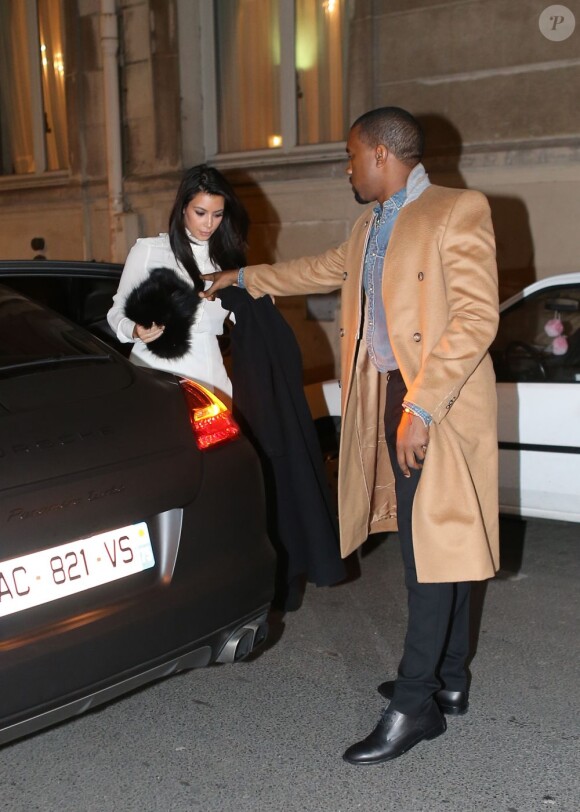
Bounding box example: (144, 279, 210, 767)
(396, 411, 429, 478)
(133, 322, 165, 343)
(200, 269, 239, 300)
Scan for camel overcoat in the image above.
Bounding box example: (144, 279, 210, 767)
(243, 185, 500, 583)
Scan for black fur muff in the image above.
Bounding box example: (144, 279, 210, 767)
(124, 267, 200, 359)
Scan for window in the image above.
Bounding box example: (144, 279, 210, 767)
(202, 0, 349, 157)
(491, 285, 580, 383)
(0, 0, 68, 176)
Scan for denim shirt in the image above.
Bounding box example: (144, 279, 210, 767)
(363, 188, 407, 372)
(364, 163, 433, 424)
(362, 163, 432, 374)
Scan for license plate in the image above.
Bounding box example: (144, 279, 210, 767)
(0, 522, 155, 618)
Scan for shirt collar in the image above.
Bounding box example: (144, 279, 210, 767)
(403, 162, 431, 207)
(185, 228, 210, 249)
(373, 186, 407, 220)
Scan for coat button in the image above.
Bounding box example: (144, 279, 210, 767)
(413, 332, 421, 342)
(418, 272, 424, 281)
(340, 328, 345, 337)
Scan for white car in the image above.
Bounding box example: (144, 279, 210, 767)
(306, 273, 580, 523)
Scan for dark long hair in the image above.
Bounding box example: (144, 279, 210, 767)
(168, 165, 249, 293)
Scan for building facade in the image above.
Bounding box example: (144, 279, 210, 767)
(1, 0, 579, 379)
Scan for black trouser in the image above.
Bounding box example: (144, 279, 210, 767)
(384, 369, 471, 716)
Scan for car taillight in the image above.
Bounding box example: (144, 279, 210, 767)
(179, 379, 240, 450)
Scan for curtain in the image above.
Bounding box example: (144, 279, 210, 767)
(0, 0, 36, 173)
(296, 0, 346, 145)
(0, 0, 67, 175)
(38, 0, 68, 170)
(215, 0, 281, 152)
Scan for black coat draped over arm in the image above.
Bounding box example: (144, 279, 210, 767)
(219, 287, 345, 588)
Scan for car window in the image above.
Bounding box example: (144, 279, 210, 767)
(0, 286, 111, 366)
(2, 275, 117, 326)
(1, 274, 129, 356)
(491, 284, 580, 383)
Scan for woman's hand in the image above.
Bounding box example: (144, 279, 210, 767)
(133, 322, 165, 343)
(200, 269, 239, 300)
(396, 411, 429, 478)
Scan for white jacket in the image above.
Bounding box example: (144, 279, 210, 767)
(107, 233, 232, 399)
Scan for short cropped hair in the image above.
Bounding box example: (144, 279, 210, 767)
(352, 107, 424, 167)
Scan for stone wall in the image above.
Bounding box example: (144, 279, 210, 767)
(0, 0, 578, 380)
(239, 0, 580, 376)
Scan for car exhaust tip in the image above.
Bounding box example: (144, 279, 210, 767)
(216, 620, 269, 664)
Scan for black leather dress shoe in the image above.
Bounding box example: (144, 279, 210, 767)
(377, 680, 469, 715)
(342, 705, 446, 765)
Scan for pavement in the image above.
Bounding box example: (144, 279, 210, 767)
(1, 517, 578, 812)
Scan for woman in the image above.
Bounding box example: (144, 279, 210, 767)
(107, 164, 248, 401)
(109, 164, 345, 609)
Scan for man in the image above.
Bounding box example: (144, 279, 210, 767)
(204, 107, 500, 764)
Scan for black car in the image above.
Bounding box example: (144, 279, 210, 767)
(0, 263, 275, 746)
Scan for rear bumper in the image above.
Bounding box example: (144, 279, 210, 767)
(0, 606, 270, 747)
(0, 438, 276, 746)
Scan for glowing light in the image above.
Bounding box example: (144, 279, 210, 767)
(268, 134, 283, 148)
(323, 0, 337, 12)
(179, 378, 240, 450)
(40, 45, 64, 75)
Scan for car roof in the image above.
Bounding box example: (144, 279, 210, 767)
(500, 272, 580, 312)
(0, 260, 122, 277)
